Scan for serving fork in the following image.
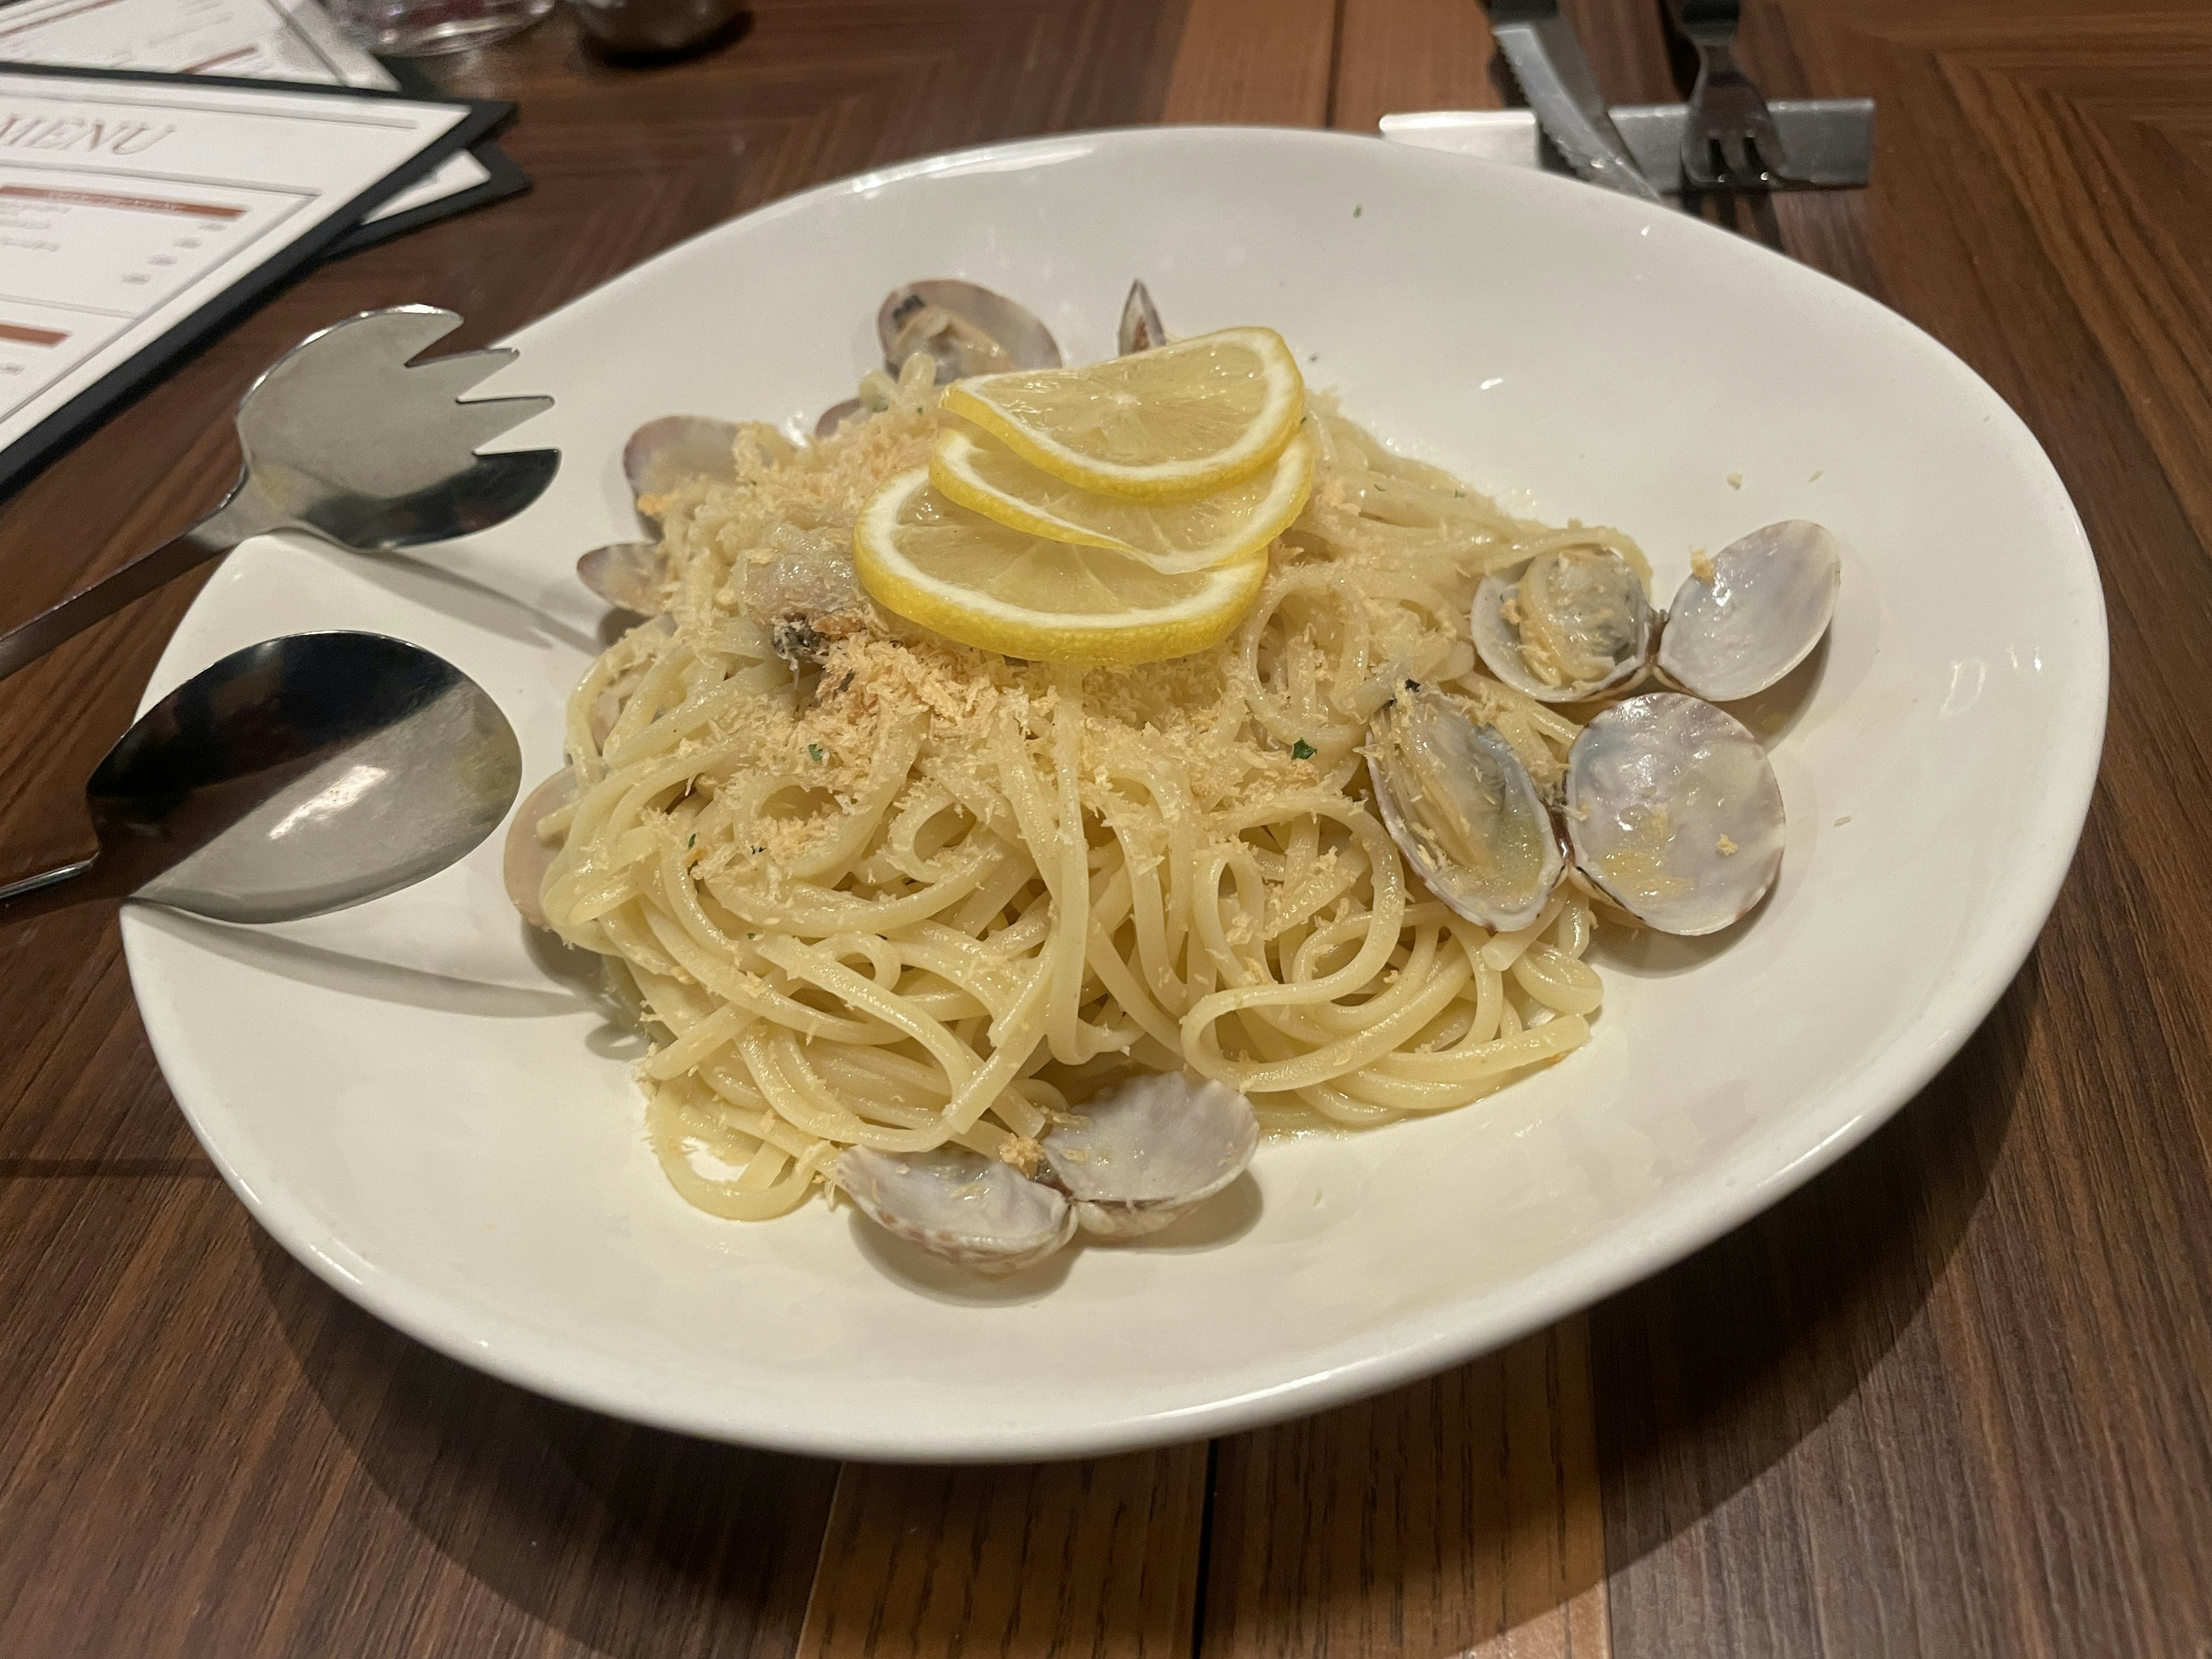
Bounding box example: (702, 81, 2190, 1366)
(0, 306, 556, 685)
(1663, 0, 1790, 188)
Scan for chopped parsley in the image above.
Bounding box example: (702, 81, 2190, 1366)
(1291, 739, 1316, 760)
(1353, 204, 1363, 218)
(686, 834, 696, 849)
(808, 743, 827, 763)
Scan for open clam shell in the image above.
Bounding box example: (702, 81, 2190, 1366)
(838, 1146, 1075, 1272)
(576, 540, 664, 615)
(1040, 1074, 1258, 1238)
(877, 281, 1060, 381)
(503, 769, 577, 931)
(624, 415, 739, 510)
(1365, 684, 1566, 932)
(1657, 520, 1841, 703)
(1471, 547, 1656, 703)
(1563, 693, 1785, 936)
(1118, 279, 1167, 355)
(815, 397, 865, 439)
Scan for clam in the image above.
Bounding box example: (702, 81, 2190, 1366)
(838, 1146, 1074, 1272)
(624, 414, 740, 509)
(1365, 683, 1565, 931)
(838, 1074, 1259, 1270)
(1657, 520, 1841, 702)
(503, 769, 577, 931)
(815, 397, 865, 439)
(1563, 693, 1785, 935)
(1118, 279, 1166, 355)
(1474, 524, 1841, 709)
(878, 281, 1060, 381)
(1471, 546, 1657, 703)
(575, 539, 664, 615)
(1040, 1074, 1259, 1238)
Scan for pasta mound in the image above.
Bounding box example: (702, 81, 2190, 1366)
(533, 357, 1644, 1221)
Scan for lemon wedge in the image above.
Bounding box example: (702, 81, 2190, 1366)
(854, 468, 1269, 666)
(931, 426, 1314, 574)
(938, 327, 1305, 501)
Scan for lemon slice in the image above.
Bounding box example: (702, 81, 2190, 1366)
(931, 426, 1314, 574)
(938, 327, 1305, 501)
(854, 468, 1269, 666)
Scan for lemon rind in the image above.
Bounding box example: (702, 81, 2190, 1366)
(853, 469, 1271, 666)
(931, 429, 1316, 574)
(938, 327, 1306, 504)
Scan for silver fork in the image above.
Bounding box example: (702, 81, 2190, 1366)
(1664, 0, 1790, 188)
(0, 306, 556, 684)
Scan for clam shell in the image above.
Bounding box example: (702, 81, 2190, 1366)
(815, 397, 865, 439)
(576, 540, 664, 615)
(877, 281, 1061, 380)
(838, 1146, 1074, 1272)
(1118, 279, 1166, 355)
(1471, 547, 1655, 703)
(624, 415, 739, 509)
(1041, 1074, 1258, 1238)
(1365, 685, 1565, 932)
(1657, 520, 1840, 702)
(503, 769, 576, 931)
(1564, 693, 1784, 936)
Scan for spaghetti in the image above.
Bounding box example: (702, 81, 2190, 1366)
(528, 359, 1641, 1222)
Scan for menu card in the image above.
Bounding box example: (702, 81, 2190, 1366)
(0, 0, 527, 250)
(0, 65, 508, 491)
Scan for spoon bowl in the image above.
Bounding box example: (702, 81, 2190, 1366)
(0, 632, 521, 926)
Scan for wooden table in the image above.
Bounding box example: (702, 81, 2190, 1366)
(4, 2, 2209, 1653)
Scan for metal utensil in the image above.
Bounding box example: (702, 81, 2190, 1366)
(0, 632, 522, 927)
(1486, 0, 1662, 202)
(0, 306, 556, 687)
(1380, 100, 1873, 190)
(1613, 99, 1872, 191)
(1664, 0, 1789, 188)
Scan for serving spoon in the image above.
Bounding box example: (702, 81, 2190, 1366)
(0, 306, 557, 685)
(0, 632, 522, 927)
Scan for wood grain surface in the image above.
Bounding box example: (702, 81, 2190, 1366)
(3, 1, 2210, 1655)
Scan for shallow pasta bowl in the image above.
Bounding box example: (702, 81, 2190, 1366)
(122, 126, 2104, 1461)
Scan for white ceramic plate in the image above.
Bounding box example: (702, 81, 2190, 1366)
(124, 128, 2105, 1461)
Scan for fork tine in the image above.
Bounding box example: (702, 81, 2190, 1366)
(1721, 132, 1762, 187)
(1747, 131, 1790, 184)
(444, 393, 556, 452)
(402, 346, 522, 400)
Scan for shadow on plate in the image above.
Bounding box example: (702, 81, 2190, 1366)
(1588, 919, 1743, 979)
(146, 908, 591, 1018)
(1118, 1170, 1264, 1252)
(521, 921, 654, 1058)
(1711, 628, 1831, 745)
(302, 539, 604, 657)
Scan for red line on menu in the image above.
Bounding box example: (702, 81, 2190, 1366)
(0, 183, 244, 220)
(0, 322, 68, 347)
(180, 47, 256, 74)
